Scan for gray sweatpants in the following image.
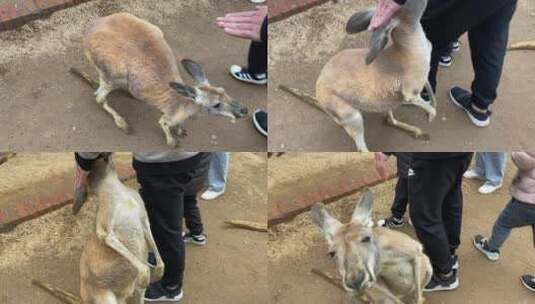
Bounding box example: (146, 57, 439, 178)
(487, 198, 535, 251)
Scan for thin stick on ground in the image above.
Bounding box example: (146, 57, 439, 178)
(32, 280, 81, 304)
(508, 40, 535, 51)
(224, 220, 267, 232)
(69, 67, 99, 90)
(278, 85, 327, 114)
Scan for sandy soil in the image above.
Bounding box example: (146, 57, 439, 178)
(0, 152, 267, 304)
(269, 154, 535, 304)
(0, 0, 266, 151)
(268, 0, 535, 151)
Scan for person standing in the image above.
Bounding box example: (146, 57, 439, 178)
(472, 152, 535, 291)
(377, 152, 473, 291)
(376, 152, 412, 228)
(464, 152, 508, 194)
(201, 152, 230, 200)
(75, 152, 211, 302)
(370, 0, 518, 127)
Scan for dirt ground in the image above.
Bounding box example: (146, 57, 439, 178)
(0, 0, 266, 151)
(268, 0, 535, 151)
(0, 152, 267, 304)
(269, 153, 535, 304)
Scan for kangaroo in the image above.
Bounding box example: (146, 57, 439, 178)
(72, 153, 164, 304)
(280, 0, 436, 151)
(311, 189, 433, 304)
(82, 13, 248, 147)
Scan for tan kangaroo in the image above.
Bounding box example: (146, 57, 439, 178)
(281, 0, 436, 151)
(311, 189, 433, 304)
(73, 153, 164, 304)
(82, 13, 248, 147)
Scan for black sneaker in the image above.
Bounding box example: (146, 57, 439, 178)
(376, 216, 404, 228)
(424, 270, 459, 292)
(183, 231, 207, 246)
(521, 274, 535, 292)
(229, 65, 267, 85)
(473, 235, 500, 261)
(253, 109, 267, 137)
(451, 41, 460, 52)
(144, 282, 183, 302)
(439, 55, 453, 67)
(449, 86, 490, 127)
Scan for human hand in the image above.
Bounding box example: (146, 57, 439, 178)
(216, 6, 267, 42)
(374, 152, 390, 180)
(368, 0, 402, 31)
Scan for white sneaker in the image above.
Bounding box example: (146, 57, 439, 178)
(201, 189, 224, 200)
(478, 182, 502, 194)
(463, 169, 484, 180)
(249, 0, 266, 3)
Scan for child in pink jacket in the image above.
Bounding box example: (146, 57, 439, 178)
(473, 152, 535, 292)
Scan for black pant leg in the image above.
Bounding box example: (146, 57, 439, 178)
(441, 156, 471, 255)
(137, 173, 186, 289)
(391, 177, 409, 219)
(184, 194, 204, 235)
(409, 159, 456, 274)
(247, 17, 268, 75)
(468, 0, 517, 109)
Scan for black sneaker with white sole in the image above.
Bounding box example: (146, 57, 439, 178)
(230, 65, 267, 85)
(377, 216, 404, 228)
(439, 55, 453, 67)
(253, 109, 267, 137)
(145, 282, 183, 302)
(473, 234, 500, 261)
(183, 231, 207, 246)
(449, 86, 490, 127)
(521, 274, 535, 292)
(424, 270, 459, 292)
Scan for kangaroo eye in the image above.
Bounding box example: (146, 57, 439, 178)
(328, 251, 336, 259)
(361, 236, 371, 243)
(213, 103, 222, 109)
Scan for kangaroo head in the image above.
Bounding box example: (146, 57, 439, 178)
(169, 59, 248, 119)
(311, 189, 379, 293)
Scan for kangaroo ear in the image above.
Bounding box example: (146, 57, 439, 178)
(181, 59, 209, 85)
(346, 8, 375, 34)
(351, 189, 374, 226)
(365, 20, 396, 65)
(311, 203, 342, 247)
(169, 82, 197, 100)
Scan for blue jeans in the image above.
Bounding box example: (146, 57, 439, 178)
(487, 198, 535, 251)
(206, 152, 229, 192)
(473, 152, 507, 186)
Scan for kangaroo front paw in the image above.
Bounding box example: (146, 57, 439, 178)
(427, 108, 437, 123)
(166, 137, 178, 148)
(152, 265, 165, 283)
(139, 266, 151, 288)
(414, 131, 431, 141)
(115, 117, 131, 134)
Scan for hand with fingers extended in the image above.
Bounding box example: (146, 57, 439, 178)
(216, 5, 267, 42)
(369, 0, 403, 31)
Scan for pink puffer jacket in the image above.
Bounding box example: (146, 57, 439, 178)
(510, 152, 535, 205)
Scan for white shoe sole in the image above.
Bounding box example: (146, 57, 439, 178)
(478, 184, 502, 194)
(145, 291, 184, 302)
(439, 60, 453, 67)
(449, 89, 490, 127)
